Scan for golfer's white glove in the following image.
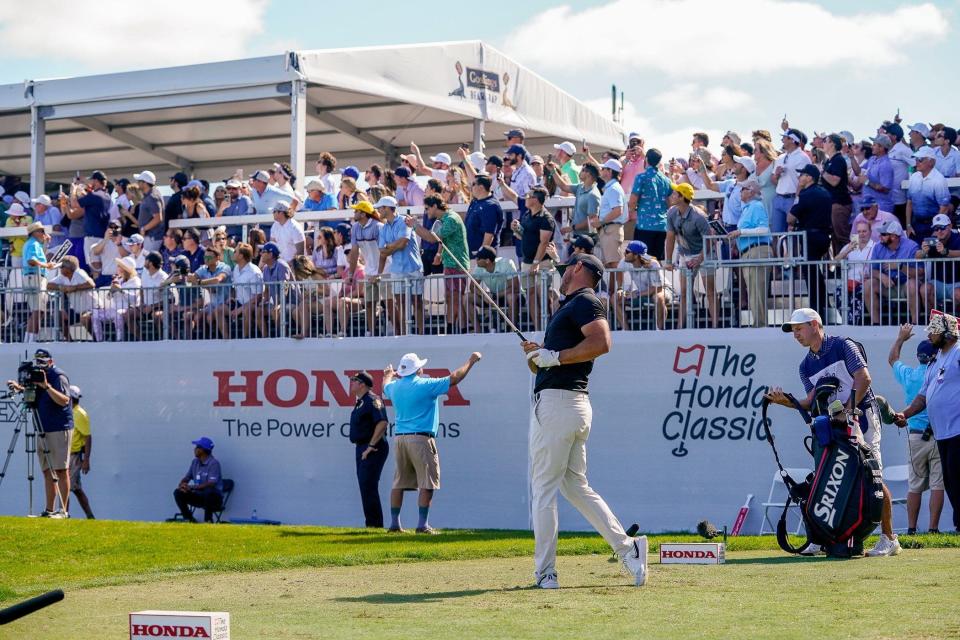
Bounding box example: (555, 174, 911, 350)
(527, 348, 561, 369)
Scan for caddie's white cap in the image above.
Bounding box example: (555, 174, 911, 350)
(133, 170, 156, 185)
(396, 352, 428, 377)
(430, 152, 452, 165)
(374, 196, 398, 209)
(602, 158, 623, 172)
(781, 307, 822, 332)
(553, 141, 576, 156)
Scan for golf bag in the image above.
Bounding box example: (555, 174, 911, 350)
(761, 378, 884, 557)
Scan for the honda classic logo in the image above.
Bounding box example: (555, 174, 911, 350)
(130, 624, 209, 637)
(812, 448, 850, 528)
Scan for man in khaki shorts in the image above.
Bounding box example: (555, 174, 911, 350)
(383, 351, 482, 534)
(594, 159, 628, 292)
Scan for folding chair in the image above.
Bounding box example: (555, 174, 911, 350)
(167, 478, 234, 524)
(882, 464, 910, 532)
(759, 468, 812, 535)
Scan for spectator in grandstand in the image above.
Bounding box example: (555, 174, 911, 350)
(90, 256, 140, 342)
(444, 166, 471, 204)
(248, 227, 267, 264)
(851, 195, 899, 243)
(917, 213, 960, 307)
(408, 196, 469, 334)
(257, 242, 296, 338)
(620, 133, 646, 196)
(628, 148, 672, 260)
(665, 182, 716, 329)
(132, 171, 164, 252)
(289, 255, 324, 338)
(21, 222, 54, 343)
(905, 147, 951, 240)
(713, 144, 746, 181)
(510, 186, 555, 331)
(882, 123, 913, 223)
(338, 176, 364, 209)
(158, 255, 198, 339)
(408, 142, 450, 181)
(552, 160, 601, 246)
(272, 161, 299, 200)
(125, 251, 167, 341)
(47, 255, 95, 341)
(933, 127, 960, 178)
(771, 129, 808, 234)
(863, 134, 896, 215)
(60, 171, 111, 274)
(181, 229, 205, 273)
(301, 180, 336, 212)
(347, 201, 383, 337)
(394, 166, 425, 208)
(249, 169, 292, 214)
(615, 240, 668, 330)
(865, 220, 923, 325)
(4, 203, 32, 267)
(908, 123, 930, 151)
(89, 220, 122, 286)
(218, 179, 252, 241)
(595, 159, 628, 281)
(163, 171, 188, 224)
(212, 184, 226, 212)
(464, 174, 503, 257)
(788, 164, 833, 320)
(228, 242, 263, 339)
(821, 134, 854, 255)
(553, 141, 580, 184)
(376, 196, 424, 335)
(213, 229, 235, 268)
(754, 139, 779, 234)
(316, 152, 338, 195)
(160, 228, 185, 273)
(470, 245, 521, 331)
(896, 312, 960, 534)
(728, 179, 772, 328)
(174, 436, 224, 523)
(119, 234, 146, 274)
(267, 200, 305, 264)
(888, 325, 943, 534)
(30, 195, 64, 250)
(191, 246, 232, 339)
(835, 220, 875, 324)
(65, 385, 94, 519)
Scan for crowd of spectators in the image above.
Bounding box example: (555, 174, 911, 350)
(2, 111, 960, 340)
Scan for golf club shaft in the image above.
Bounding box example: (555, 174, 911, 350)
(436, 241, 528, 342)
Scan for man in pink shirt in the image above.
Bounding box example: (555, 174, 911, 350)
(851, 195, 899, 242)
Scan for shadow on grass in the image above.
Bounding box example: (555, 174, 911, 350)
(333, 583, 629, 604)
(725, 555, 837, 565)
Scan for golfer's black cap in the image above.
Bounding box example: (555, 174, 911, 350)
(557, 253, 604, 279)
(351, 371, 374, 387)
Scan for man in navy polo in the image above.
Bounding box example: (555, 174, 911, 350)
(465, 174, 503, 258)
(349, 371, 390, 528)
(174, 437, 223, 523)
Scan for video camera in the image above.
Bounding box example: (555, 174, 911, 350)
(16, 360, 47, 408)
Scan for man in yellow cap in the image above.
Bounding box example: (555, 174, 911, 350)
(664, 183, 716, 328)
(347, 200, 384, 336)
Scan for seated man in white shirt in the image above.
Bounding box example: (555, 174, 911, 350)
(126, 251, 168, 341)
(229, 242, 264, 339)
(615, 240, 669, 331)
(470, 246, 521, 332)
(46, 255, 95, 341)
(268, 200, 305, 263)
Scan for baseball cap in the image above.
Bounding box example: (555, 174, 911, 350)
(261, 242, 280, 257)
(335, 222, 352, 242)
(628, 131, 642, 141)
(671, 182, 695, 201)
(429, 152, 452, 165)
(625, 240, 649, 256)
(798, 164, 821, 181)
(476, 246, 497, 261)
(877, 219, 904, 236)
(350, 201, 375, 215)
(134, 170, 156, 185)
(839, 130, 855, 145)
(531, 155, 544, 165)
(486, 155, 504, 168)
(186, 179, 203, 191)
(909, 122, 931, 139)
(88, 170, 107, 183)
(250, 170, 271, 183)
(342, 166, 360, 180)
(191, 436, 215, 452)
(397, 353, 428, 377)
(884, 122, 905, 140)
(374, 196, 398, 209)
(506, 144, 528, 158)
(781, 307, 822, 332)
(871, 134, 893, 150)
(504, 129, 525, 139)
(124, 233, 144, 247)
(602, 159, 623, 172)
(271, 201, 291, 215)
(170, 171, 189, 187)
(932, 213, 952, 229)
(553, 141, 576, 156)
(68, 385, 82, 400)
(913, 146, 937, 160)
(394, 166, 412, 179)
(916, 340, 937, 361)
(859, 195, 877, 209)
(350, 371, 374, 387)
(733, 156, 756, 174)
(31, 194, 51, 207)
(724, 131, 742, 145)
(557, 253, 604, 280)
(572, 234, 595, 251)
(467, 151, 487, 171)
(226, 179, 242, 189)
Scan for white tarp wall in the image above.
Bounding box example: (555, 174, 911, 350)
(0, 329, 945, 533)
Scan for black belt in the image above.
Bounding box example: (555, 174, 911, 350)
(398, 432, 434, 438)
(776, 193, 795, 198)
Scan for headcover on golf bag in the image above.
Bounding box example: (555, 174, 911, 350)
(761, 377, 884, 556)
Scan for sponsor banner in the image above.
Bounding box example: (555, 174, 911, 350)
(0, 329, 949, 532)
(660, 543, 725, 564)
(129, 611, 229, 639)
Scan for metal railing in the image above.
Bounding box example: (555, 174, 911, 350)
(1, 257, 955, 342)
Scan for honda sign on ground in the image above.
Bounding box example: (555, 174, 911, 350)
(129, 611, 229, 639)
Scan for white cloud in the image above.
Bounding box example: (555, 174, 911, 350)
(507, 0, 948, 76)
(650, 84, 754, 116)
(0, 0, 269, 71)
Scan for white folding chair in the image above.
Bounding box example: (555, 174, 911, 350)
(759, 467, 812, 536)
(882, 464, 910, 532)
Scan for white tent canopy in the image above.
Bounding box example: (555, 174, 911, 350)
(0, 41, 624, 194)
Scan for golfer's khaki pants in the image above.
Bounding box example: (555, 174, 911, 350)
(529, 389, 632, 577)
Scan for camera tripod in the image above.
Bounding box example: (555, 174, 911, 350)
(0, 391, 67, 516)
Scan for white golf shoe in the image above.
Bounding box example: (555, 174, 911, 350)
(866, 534, 901, 557)
(621, 536, 648, 586)
(536, 572, 559, 589)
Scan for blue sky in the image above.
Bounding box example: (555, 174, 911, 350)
(0, 0, 953, 157)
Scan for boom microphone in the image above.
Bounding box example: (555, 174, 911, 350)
(697, 520, 720, 539)
(0, 589, 64, 625)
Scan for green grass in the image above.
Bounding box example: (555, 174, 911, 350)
(2, 518, 959, 639)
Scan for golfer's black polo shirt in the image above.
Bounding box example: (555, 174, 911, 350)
(349, 392, 388, 445)
(534, 287, 606, 394)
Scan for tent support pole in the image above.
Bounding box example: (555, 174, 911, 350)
(473, 119, 485, 152)
(290, 79, 307, 185)
(30, 106, 46, 197)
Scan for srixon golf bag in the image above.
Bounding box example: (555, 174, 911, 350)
(761, 378, 884, 557)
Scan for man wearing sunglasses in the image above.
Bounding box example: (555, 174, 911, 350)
(917, 213, 960, 307)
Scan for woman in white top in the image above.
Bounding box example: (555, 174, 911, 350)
(91, 256, 140, 341)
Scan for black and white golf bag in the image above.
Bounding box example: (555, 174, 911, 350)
(761, 378, 884, 557)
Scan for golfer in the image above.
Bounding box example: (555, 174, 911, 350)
(383, 351, 482, 534)
(522, 253, 647, 589)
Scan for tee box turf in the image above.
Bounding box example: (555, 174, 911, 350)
(659, 542, 726, 564)
(130, 611, 230, 639)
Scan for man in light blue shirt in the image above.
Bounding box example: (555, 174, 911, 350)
(383, 351, 482, 533)
(375, 196, 424, 335)
(888, 324, 943, 534)
(22, 222, 55, 343)
(906, 147, 951, 239)
(597, 159, 627, 271)
(248, 170, 294, 214)
(729, 180, 771, 327)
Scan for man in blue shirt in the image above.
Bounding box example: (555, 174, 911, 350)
(173, 437, 224, 523)
(866, 219, 923, 325)
(596, 159, 627, 272)
(22, 222, 55, 343)
(629, 148, 672, 259)
(221, 179, 253, 241)
(906, 147, 951, 240)
(728, 180, 772, 327)
(376, 196, 424, 335)
(888, 324, 943, 534)
(863, 135, 896, 213)
(382, 351, 481, 534)
(301, 180, 336, 212)
(464, 174, 503, 256)
(192, 247, 233, 339)
(62, 171, 112, 274)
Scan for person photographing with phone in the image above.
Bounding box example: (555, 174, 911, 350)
(915, 213, 960, 308)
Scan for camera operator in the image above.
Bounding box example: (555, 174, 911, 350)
(5, 349, 74, 518)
